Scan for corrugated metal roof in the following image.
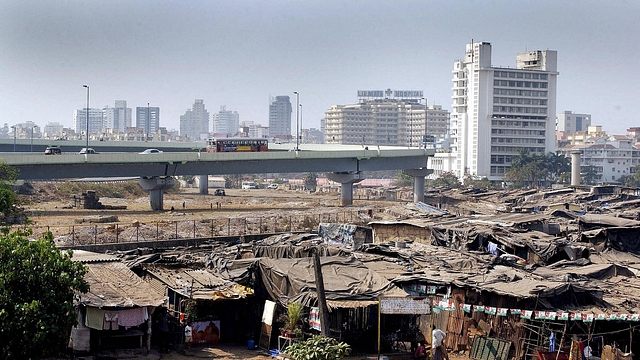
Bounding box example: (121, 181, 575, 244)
(78, 261, 165, 308)
(72, 250, 120, 263)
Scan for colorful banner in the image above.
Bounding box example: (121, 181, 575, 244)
(424, 301, 640, 323)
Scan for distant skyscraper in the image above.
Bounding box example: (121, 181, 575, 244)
(180, 99, 210, 140)
(103, 100, 132, 132)
(73, 108, 104, 135)
(269, 96, 292, 139)
(557, 111, 591, 134)
(136, 106, 160, 136)
(212, 106, 240, 137)
(451, 41, 558, 180)
(43, 122, 65, 138)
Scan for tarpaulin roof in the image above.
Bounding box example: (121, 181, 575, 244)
(251, 255, 408, 307)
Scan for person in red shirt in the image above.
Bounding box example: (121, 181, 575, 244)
(414, 341, 428, 360)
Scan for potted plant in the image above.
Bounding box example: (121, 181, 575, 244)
(286, 301, 303, 333)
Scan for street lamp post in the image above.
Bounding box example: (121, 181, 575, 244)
(146, 102, 150, 142)
(293, 91, 299, 150)
(30, 126, 34, 152)
(83, 85, 89, 153)
(299, 103, 303, 145)
(11, 126, 15, 152)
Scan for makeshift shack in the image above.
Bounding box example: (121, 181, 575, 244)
(70, 250, 165, 354)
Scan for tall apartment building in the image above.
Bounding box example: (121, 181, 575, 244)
(103, 100, 132, 132)
(451, 42, 558, 180)
(324, 90, 448, 147)
(557, 111, 591, 134)
(269, 96, 292, 139)
(212, 106, 240, 137)
(73, 108, 104, 136)
(180, 99, 210, 140)
(136, 106, 160, 136)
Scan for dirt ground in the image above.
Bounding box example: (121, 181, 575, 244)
(25, 186, 392, 227)
(103, 343, 469, 360)
(21, 185, 397, 246)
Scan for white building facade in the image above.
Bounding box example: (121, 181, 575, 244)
(180, 99, 210, 140)
(73, 108, 104, 135)
(558, 136, 639, 184)
(557, 111, 591, 134)
(212, 106, 240, 137)
(103, 100, 132, 132)
(451, 42, 558, 181)
(324, 90, 448, 147)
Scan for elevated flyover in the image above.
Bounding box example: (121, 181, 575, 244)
(1, 143, 434, 210)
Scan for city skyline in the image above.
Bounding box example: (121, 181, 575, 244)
(2, 1, 639, 135)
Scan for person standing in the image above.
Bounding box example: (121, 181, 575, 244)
(432, 328, 448, 360)
(156, 309, 170, 353)
(184, 321, 193, 350)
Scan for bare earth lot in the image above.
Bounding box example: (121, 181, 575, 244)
(23, 186, 393, 244)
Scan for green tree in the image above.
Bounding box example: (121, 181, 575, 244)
(620, 164, 640, 187)
(0, 230, 89, 359)
(505, 151, 568, 188)
(432, 171, 461, 188)
(463, 174, 494, 189)
(392, 172, 414, 187)
(582, 165, 599, 185)
(0, 162, 18, 219)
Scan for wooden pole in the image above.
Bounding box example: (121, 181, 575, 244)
(555, 322, 567, 360)
(312, 249, 330, 337)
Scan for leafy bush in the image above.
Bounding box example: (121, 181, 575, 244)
(285, 335, 351, 360)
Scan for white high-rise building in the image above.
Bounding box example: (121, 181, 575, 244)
(73, 108, 104, 136)
(212, 106, 240, 137)
(180, 99, 210, 140)
(557, 111, 591, 134)
(451, 42, 558, 181)
(269, 96, 292, 140)
(103, 100, 132, 132)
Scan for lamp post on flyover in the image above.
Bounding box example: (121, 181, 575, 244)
(146, 102, 150, 142)
(11, 126, 15, 152)
(294, 91, 299, 150)
(299, 103, 303, 145)
(83, 85, 89, 153)
(30, 126, 34, 152)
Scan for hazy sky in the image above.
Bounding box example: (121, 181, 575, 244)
(2, 0, 639, 135)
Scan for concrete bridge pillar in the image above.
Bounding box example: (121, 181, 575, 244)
(139, 176, 176, 211)
(199, 174, 208, 195)
(326, 172, 364, 206)
(571, 150, 582, 186)
(402, 168, 434, 202)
